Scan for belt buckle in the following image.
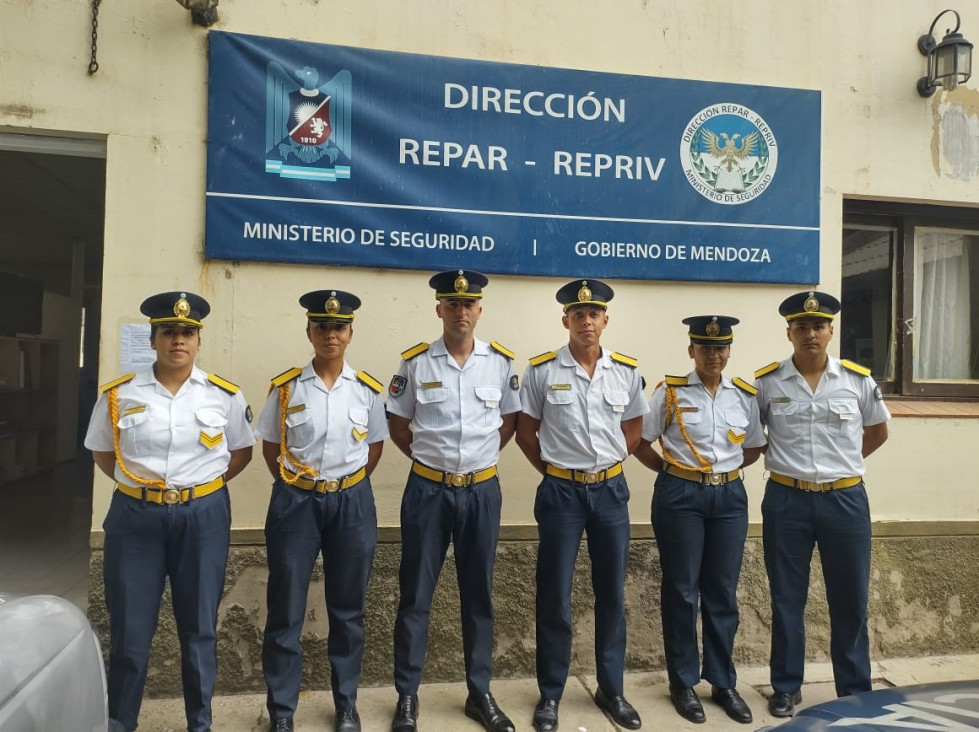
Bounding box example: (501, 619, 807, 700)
(162, 487, 181, 505)
(449, 473, 467, 488)
(798, 480, 818, 492)
(707, 473, 723, 485)
(582, 471, 600, 484)
(323, 479, 340, 493)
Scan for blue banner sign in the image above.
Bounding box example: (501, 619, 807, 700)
(206, 31, 821, 283)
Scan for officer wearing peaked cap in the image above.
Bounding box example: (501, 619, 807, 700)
(255, 289, 388, 732)
(516, 279, 648, 731)
(756, 291, 889, 718)
(388, 270, 519, 732)
(84, 291, 254, 732)
(635, 315, 765, 725)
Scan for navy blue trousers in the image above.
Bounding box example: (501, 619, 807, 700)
(393, 471, 502, 696)
(262, 477, 377, 719)
(652, 472, 748, 690)
(102, 487, 231, 732)
(534, 473, 631, 701)
(762, 480, 872, 697)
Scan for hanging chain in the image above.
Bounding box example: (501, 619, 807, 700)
(88, 0, 101, 75)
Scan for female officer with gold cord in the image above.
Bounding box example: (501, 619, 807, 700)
(84, 291, 254, 732)
(635, 316, 765, 726)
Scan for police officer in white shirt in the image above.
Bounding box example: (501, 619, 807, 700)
(755, 291, 889, 718)
(635, 315, 765, 726)
(255, 290, 388, 732)
(85, 291, 254, 732)
(387, 270, 520, 732)
(516, 279, 648, 732)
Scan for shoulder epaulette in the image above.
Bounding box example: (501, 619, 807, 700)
(529, 351, 557, 367)
(754, 362, 781, 379)
(100, 373, 135, 393)
(665, 375, 689, 387)
(271, 367, 303, 388)
(610, 352, 638, 368)
(490, 341, 515, 360)
(208, 373, 240, 395)
(357, 370, 383, 393)
(732, 377, 758, 396)
(841, 359, 872, 377)
(401, 342, 430, 360)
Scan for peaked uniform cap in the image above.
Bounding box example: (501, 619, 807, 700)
(556, 279, 614, 312)
(682, 315, 739, 346)
(299, 290, 361, 322)
(140, 291, 209, 328)
(429, 269, 488, 299)
(779, 290, 841, 321)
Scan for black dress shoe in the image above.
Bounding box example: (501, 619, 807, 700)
(269, 719, 294, 732)
(336, 707, 361, 732)
(768, 690, 802, 718)
(392, 694, 419, 731)
(595, 689, 642, 729)
(711, 687, 753, 724)
(465, 692, 515, 732)
(669, 686, 706, 724)
(532, 697, 559, 732)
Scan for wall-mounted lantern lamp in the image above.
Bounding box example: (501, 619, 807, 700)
(917, 9, 973, 96)
(173, 0, 218, 27)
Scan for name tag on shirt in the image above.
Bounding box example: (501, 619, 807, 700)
(286, 404, 305, 414)
(771, 397, 790, 403)
(550, 383, 572, 390)
(422, 381, 443, 389)
(679, 406, 699, 413)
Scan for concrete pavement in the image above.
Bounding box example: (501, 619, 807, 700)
(137, 653, 979, 731)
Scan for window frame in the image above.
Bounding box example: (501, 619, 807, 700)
(843, 200, 979, 399)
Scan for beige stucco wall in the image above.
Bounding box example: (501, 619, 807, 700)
(2, 0, 978, 534)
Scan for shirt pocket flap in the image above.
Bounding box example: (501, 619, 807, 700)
(196, 409, 228, 428)
(770, 400, 799, 417)
(725, 408, 749, 427)
(546, 390, 575, 405)
(416, 387, 449, 404)
(829, 398, 858, 418)
(285, 409, 312, 428)
(603, 390, 629, 407)
(117, 411, 149, 430)
(349, 407, 370, 427)
(475, 386, 502, 403)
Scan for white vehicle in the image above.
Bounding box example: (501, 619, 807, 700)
(0, 593, 108, 732)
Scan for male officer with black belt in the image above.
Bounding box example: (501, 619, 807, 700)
(387, 270, 519, 732)
(755, 291, 889, 718)
(256, 290, 388, 732)
(516, 279, 648, 732)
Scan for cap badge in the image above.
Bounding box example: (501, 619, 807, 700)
(577, 283, 592, 302)
(803, 295, 820, 313)
(454, 273, 469, 293)
(173, 297, 191, 318)
(705, 320, 720, 337)
(325, 296, 340, 314)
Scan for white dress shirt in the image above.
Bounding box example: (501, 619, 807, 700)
(387, 337, 520, 473)
(520, 345, 648, 470)
(643, 371, 766, 473)
(756, 356, 890, 481)
(255, 361, 389, 480)
(85, 365, 254, 488)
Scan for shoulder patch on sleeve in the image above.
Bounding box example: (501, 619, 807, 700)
(754, 362, 781, 379)
(732, 377, 759, 396)
(357, 370, 384, 393)
(665, 375, 689, 387)
(100, 373, 135, 393)
(841, 359, 872, 377)
(610, 352, 638, 368)
(490, 341, 515, 360)
(401, 342, 430, 360)
(208, 373, 240, 395)
(529, 351, 558, 367)
(271, 367, 303, 388)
